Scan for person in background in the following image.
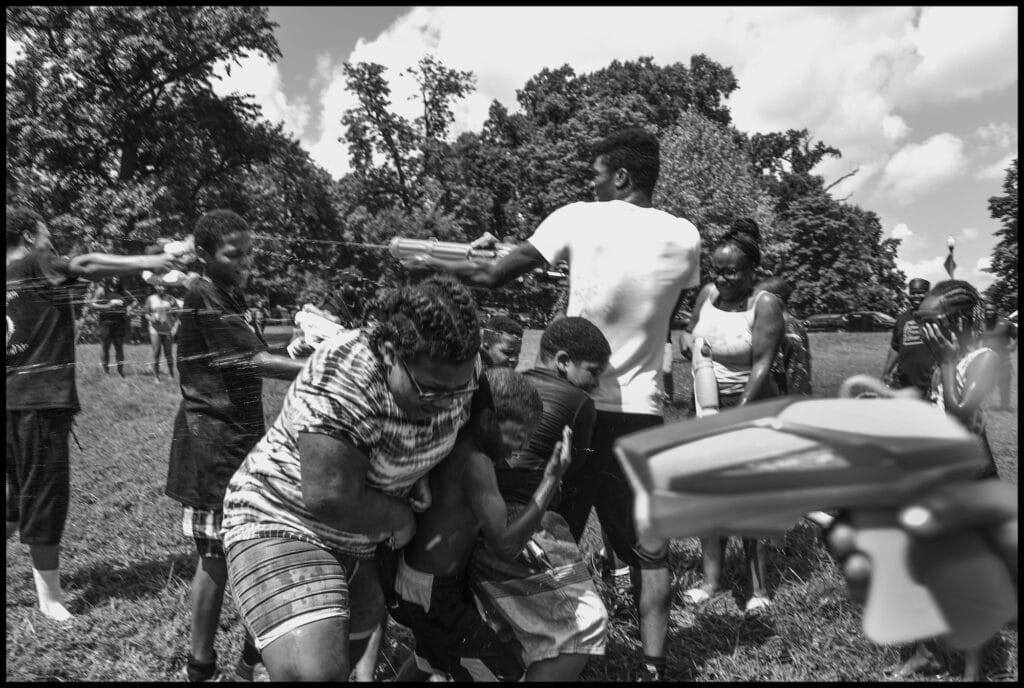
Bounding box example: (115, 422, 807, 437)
(90, 275, 136, 378)
(480, 314, 524, 369)
(756, 276, 812, 396)
(128, 300, 147, 344)
(145, 283, 179, 382)
(682, 218, 785, 614)
(982, 301, 1018, 412)
(883, 278, 933, 398)
(6, 205, 184, 622)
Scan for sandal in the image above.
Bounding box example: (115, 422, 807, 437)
(683, 588, 712, 605)
(744, 595, 772, 614)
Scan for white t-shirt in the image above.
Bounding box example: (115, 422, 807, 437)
(528, 200, 701, 415)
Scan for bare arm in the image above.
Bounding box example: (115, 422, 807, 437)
(405, 242, 547, 290)
(741, 293, 785, 405)
(681, 284, 712, 359)
(465, 432, 570, 562)
(298, 432, 414, 538)
(68, 252, 182, 281)
(250, 350, 306, 380)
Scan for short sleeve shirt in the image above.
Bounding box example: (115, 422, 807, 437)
(890, 310, 935, 392)
(221, 330, 478, 557)
(6, 252, 85, 411)
(175, 277, 267, 424)
(528, 200, 701, 415)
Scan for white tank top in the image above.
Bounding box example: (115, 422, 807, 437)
(691, 286, 769, 396)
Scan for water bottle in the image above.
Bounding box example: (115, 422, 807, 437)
(692, 337, 719, 417)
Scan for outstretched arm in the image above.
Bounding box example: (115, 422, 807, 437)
(403, 242, 547, 290)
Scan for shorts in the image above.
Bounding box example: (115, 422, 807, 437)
(182, 506, 224, 558)
(6, 409, 75, 545)
(225, 536, 384, 652)
(470, 508, 608, 665)
(382, 550, 523, 682)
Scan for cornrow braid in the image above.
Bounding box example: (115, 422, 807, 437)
(367, 275, 481, 364)
(928, 280, 985, 342)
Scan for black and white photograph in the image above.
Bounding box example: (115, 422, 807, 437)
(6, 6, 1017, 682)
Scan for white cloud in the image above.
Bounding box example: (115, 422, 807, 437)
(904, 7, 1018, 102)
(211, 53, 311, 141)
(973, 122, 1017, 150)
(890, 223, 913, 239)
(972, 258, 995, 290)
(960, 227, 979, 241)
(279, 6, 1018, 180)
(882, 115, 910, 142)
(975, 154, 1016, 181)
(878, 133, 966, 201)
(896, 256, 948, 287)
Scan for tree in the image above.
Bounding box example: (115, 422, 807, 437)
(774, 193, 905, 317)
(984, 158, 1018, 312)
(6, 6, 280, 242)
(746, 129, 842, 215)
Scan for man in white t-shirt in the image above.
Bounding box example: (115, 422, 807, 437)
(405, 128, 701, 681)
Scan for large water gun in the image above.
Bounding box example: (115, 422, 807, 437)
(142, 236, 199, 286)
(614, 385, 1015, 650)
(389, 237, 568, 281)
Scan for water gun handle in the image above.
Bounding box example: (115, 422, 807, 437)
(852, 508, 1015, 650)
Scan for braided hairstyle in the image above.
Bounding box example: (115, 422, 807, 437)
(925, 280, 985, 344)
(719, 217, 762, 268)
(367, 275, 481, 364)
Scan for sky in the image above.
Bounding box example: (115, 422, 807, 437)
(7, 7, 1018, 292)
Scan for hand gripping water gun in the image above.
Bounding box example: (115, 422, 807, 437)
(614, 387, 1016, 650)
(389, 237, 568, 281)
(142, 236, 199, 286)
(286, 304, 354, 357)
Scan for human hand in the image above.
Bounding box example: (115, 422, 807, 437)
(544, 426, 573, 480)
(469, 232, 499, 251)
(408, 476, 432, 513)
(388, 518, 416, 549)
(286, 336, 315, 359)
(825, 480, 1018, 605)
(109, 299, 124, 308)
(148, 252, 188, 275)
(919, 321, 958, 365)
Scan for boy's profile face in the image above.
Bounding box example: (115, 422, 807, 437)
(205, 230, 254, 290)
(484, 333, 521, 369)
(561, 356, 606, 394)
(496, 418, 535, 460)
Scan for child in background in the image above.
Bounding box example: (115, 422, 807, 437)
(480, 314, 524, 369)
(165, 209, 306, 682)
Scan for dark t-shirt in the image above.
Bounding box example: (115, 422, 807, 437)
(890, 310, 936, 393)
(166, 277, 268, 509)
(94, 285, 135, 324)
(6, 252, 86, 411)
(494, 367, 596, 506)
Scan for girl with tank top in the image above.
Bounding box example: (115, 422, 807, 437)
(680, 219, 785, 614)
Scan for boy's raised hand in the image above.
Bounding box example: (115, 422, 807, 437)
(544, 426, 573, 481)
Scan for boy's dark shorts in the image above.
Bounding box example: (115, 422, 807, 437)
(6, 409, 76, 545)
(378, 548, 523, 682)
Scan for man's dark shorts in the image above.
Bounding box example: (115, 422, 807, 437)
(6, 409, 75, 545)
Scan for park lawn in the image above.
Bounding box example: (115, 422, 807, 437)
(5, 333, 1018, 681)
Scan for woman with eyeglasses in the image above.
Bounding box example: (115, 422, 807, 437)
(220, 276, 483, 681)
(679, 218, 785, 614)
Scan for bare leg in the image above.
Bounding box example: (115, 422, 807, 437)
(525, 653, 589, 681)
(745, 538, 770, 599)
(189, 555, 227, 665)
(260, 617, 351, 681)
(698, 536, 726, 594)
(149, 328, 162, 379)
(352, 621, 383, 681)
(29, 544, 72, 621)
(639, 567, 670, 658)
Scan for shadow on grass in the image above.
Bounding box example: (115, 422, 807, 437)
(64, 553, 196, 609)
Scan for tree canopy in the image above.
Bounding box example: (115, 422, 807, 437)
(984, 158, 1018, 312)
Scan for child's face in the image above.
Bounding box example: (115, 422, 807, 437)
(497, 418, 535, 459)
(204, 231, 254, 290)
(484, 333, 521, 369)
(563, 358, 606, 394)
(383, 348, 478, 421)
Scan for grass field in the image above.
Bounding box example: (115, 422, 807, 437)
(5, 333, 1018, 681)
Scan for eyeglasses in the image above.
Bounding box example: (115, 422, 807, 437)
(397, 356, 479, 403)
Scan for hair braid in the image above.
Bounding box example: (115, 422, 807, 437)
(928, 280, 985, 342)
(367, 276, 480, 363)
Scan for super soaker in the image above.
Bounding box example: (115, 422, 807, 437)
(390, 237, 567, 280)
(142, 236, 199, 286)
